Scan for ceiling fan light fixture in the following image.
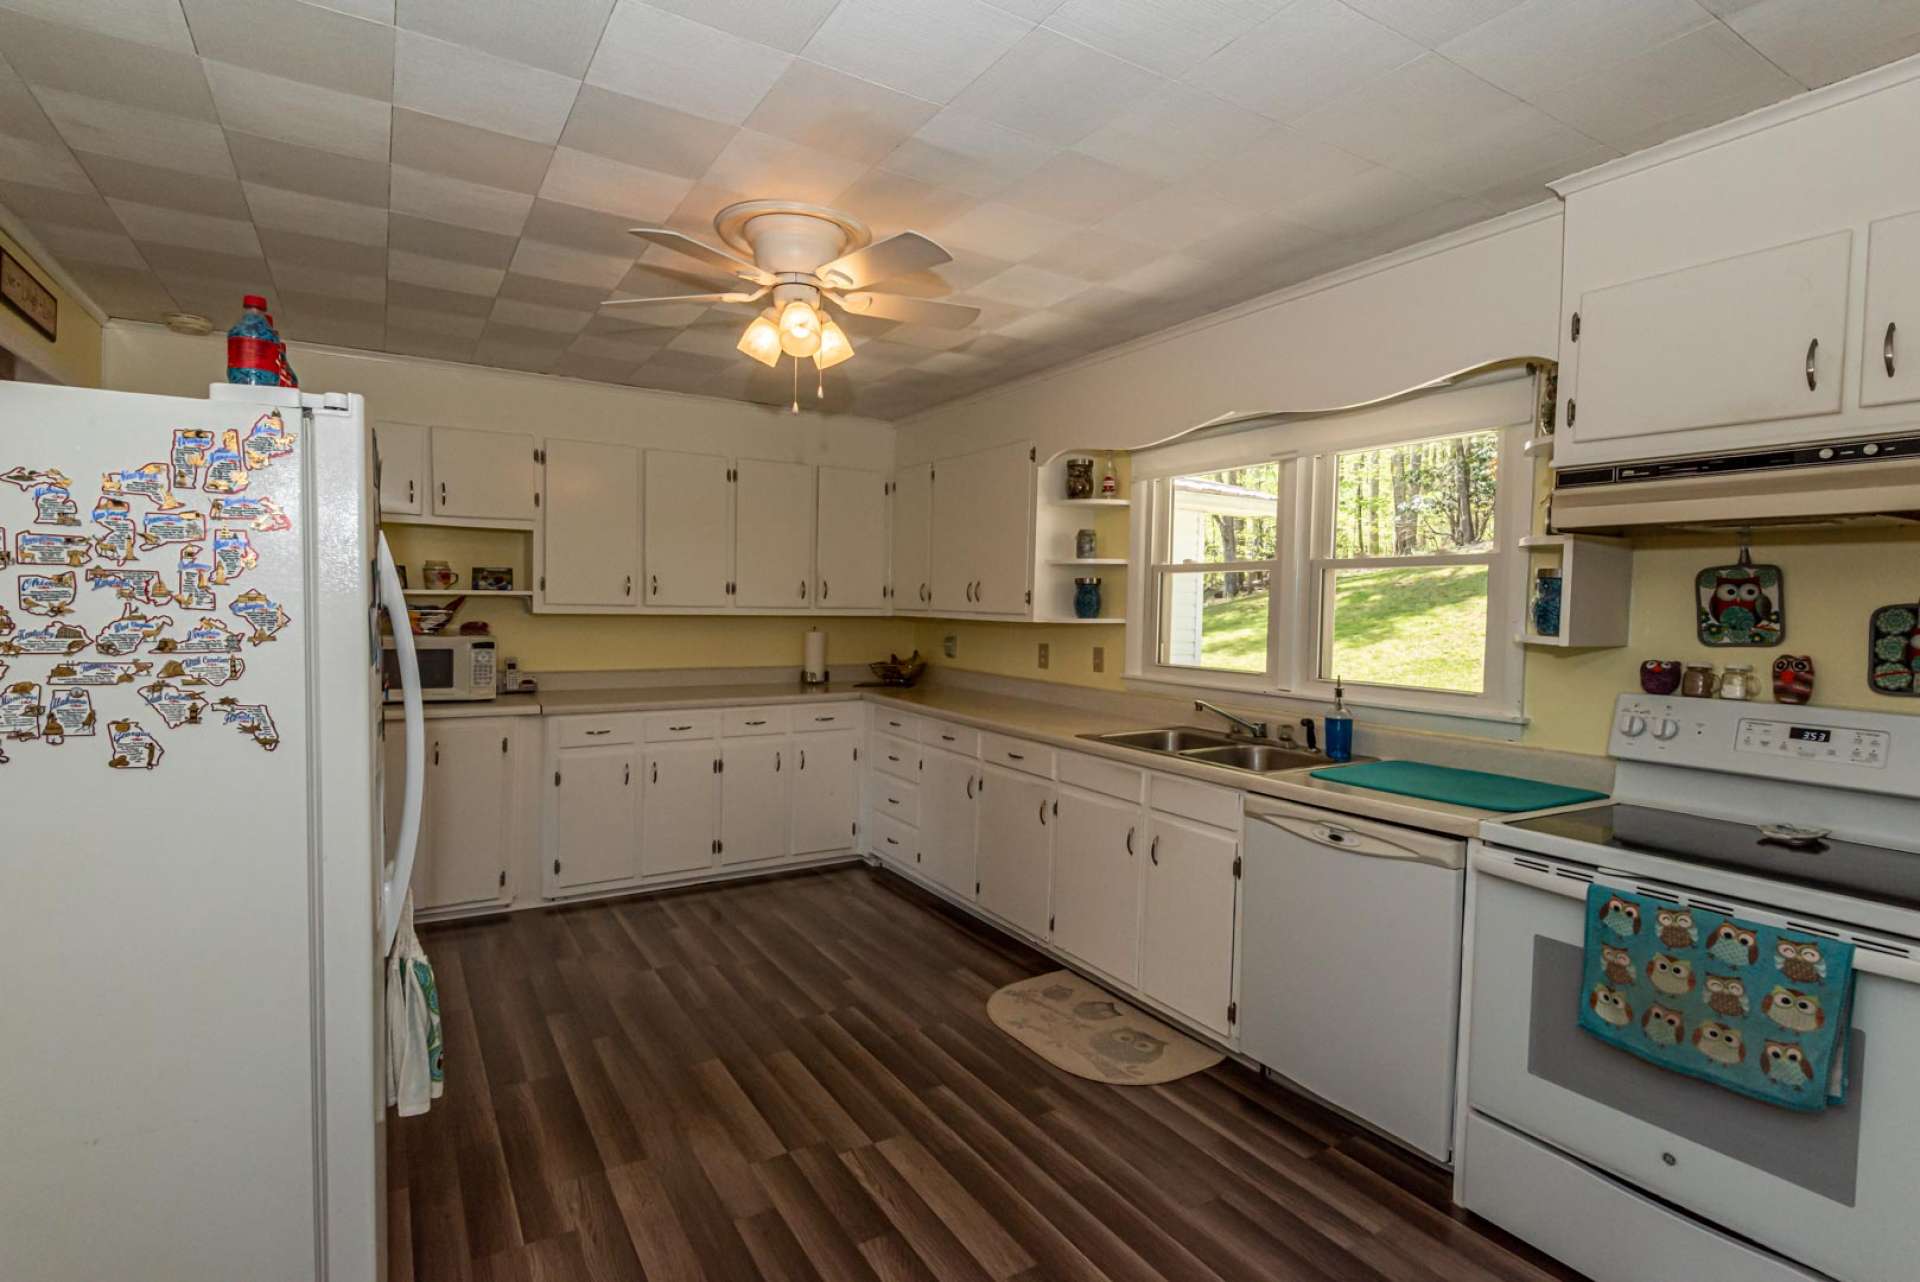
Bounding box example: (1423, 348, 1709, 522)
(737, 310, 782, 367)
(777, 299, 822, 357)
(814, 317, 854, 370)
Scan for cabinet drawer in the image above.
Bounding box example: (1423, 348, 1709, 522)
(1058, 751, 1144, 803)
(1150, 772, 1241, 830)
(643, 710, 717, 742)
(795, 705, 861, 733)
(874, 733, 920, 781)
(872, 708, 922, 740)
(553, 715, 637, 748)
(918, 719, 978, 754)
(873, 775, 920, 827)
(981, 732, 1053, 778)
(869, 812, 920, 868)
(722, 706, 790, 737)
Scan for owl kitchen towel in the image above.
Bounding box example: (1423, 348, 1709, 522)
(1579, 885, 1855, 1112)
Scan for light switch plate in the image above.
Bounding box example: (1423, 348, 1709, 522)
(1037, 642, 1049, 669)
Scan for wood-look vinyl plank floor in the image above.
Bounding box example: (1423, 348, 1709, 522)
(394, 865, 1587, 1282)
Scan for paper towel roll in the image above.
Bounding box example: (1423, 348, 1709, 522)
(802, 628, 827, 683)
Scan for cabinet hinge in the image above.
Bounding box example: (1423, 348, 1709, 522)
(534, 447, 545, 464)
(974, 881, 980, 894)
(553, 858, 561, 874)
(851, 820, 858, 836)
(930, 467, 936, 483)
(553, 770, 561, 786)
(499, 869, 507, 888)
(1048, 914, 1055, 932)
(1028, 446, 1037, 463)
(539, 574, 546, 591)
(1227, 1001, 1238, 1026)
(713, 757, 720, 773)
(1567, 398, 1576, 427)
(1569, 311, 1580, 343)
(852, 746, 859, 762)
(1024, 589, 1031, 605)
(717, 839, 724, 854)
(534, 491, 541, 508)
(1232, 854, 1242, 879)
(501, 737, 508, 753)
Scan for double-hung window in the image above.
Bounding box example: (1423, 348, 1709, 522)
(1149, 464, 1282, 685)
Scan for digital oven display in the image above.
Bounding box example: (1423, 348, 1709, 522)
(1788, 726, 1833, 744)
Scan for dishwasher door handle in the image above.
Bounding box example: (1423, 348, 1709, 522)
(1250, 813, 1463, 870)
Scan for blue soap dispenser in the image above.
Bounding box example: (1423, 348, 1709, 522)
(1325, 677, 1354, 762)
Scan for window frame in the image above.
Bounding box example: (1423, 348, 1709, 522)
(1143, 463, 1286, 687)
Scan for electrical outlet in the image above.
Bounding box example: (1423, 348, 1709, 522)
(1037, 642, 1049, 670)
(1092, 645, 1105, 673)
(943, 633, 957, 659)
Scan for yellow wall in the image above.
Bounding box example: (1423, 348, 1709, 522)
(0, 225, 100, 386)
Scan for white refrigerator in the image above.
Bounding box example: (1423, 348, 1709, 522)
(0, 380, 425, 1282)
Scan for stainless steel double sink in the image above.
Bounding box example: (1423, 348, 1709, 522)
(1079, 726, 1335, 775)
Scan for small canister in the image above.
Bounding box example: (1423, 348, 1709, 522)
(1681, 663, 1719, 698)
(1720, 664, 1757, 700)
(1073, 577, 1102, 619)
(1075, 528, 1097, 559)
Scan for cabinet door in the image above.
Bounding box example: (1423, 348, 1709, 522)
(721, 738, 791, 864)
(919, 746, 977, 898)
(431, 426, 538, 520)
(645, 449, 733, 607)
(1569, 231, 1851, 450)
(377, 421, 428, 516)
(792, 730, 858, 854)
(1142, 813, 1238, 1036)
(735, 459, 816, 608)
(970, 442, 1034, 616)
(542, 438, 640, 607)
(641, 743, 719, 877)
(1051, 786, 1142, 985)
(928, 451, 979, 614)
(420, 721, 513, 908)
(816, 465, 888, 611)
(890, 463, 931, 613)
(1863, 209, 1920, 409)
(976, 765, 1053, 938)
(552, 744, 639, 890)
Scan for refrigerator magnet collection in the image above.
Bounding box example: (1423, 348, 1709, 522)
(0, 409, 296, 767)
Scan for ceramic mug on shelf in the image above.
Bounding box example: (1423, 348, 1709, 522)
(1681, 663, 1719, 698)
(421, 559, 458, 590)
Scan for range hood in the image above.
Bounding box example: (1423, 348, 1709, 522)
(1552, 431, 1920, 531)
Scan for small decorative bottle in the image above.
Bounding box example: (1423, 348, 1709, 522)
(1074, 577, 1102, 619)
(1100, 454, 1118, 498)
(1531, 568, 1562, 637)
(1325, 678, 1354, 762)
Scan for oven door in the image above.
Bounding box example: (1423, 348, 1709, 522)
(1468, 843, 1920, 1282)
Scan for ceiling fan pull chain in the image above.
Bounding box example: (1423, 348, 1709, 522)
(791, 356, 800, 415)
(816, 361, 825, 400)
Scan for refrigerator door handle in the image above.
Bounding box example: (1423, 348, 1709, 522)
(377, 530, 425, 956)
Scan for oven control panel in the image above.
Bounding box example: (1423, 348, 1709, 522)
(1611, 693, 1920, 795)
(1734, 717, 1889, 766)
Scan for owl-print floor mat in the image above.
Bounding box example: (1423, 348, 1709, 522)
(987, 970, 1223, 1085)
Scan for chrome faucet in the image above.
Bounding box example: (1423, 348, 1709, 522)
(1194, 700, 1269, 740)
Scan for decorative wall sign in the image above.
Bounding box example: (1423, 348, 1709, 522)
(91, 495, 136, 565)
(32, 482, 78, 526)
(0, 621, 90, 656)
(1, 466, 68, 491)
(158, 654, 245, 687)
(85, 566, 172, 606)
(242, 411, 297, 471)
(202, 429, 249, 494)
(153, 618, 243, 654)
(95, 603, 174, 657)
(228, 588, 289, 644)
(169, 430, 213, 488)
(211, 527, 257, 584)
(1, 681, 44, 739)
(15, 531, 93, 567)
(176, 544, 215, 611)
(19, 572, 76, 617)
(49, 660, 152, 686)
(100, 462, 183, 510)
(215, 698, 279, 751)
(208, 495, 288, 533)
(138, 680, 207, 729)
(137, 509, 206, 551)
(0, 246, 57, 341)
(106, 719, 163, 770)
(43, 689, 96, 744)
(1868, 604, 1920, 695)
(1696, 540, 1785, 647)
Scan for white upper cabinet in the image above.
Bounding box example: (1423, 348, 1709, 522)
(734, 459, 816, 609)
(1863, 209, 1920, 409)
(890, 464, 931, 613)
(542, 438, 640, 608)
(931, 442, 1033, 617)
(645, 449, 732, 607)
(816, 466, 889, 612)
(1566, 231, 1852, 454)
(375, 421, 427, 516)
(431, 426, 539, 521)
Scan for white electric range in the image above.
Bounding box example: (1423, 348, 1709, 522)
(1460, 693, 1920, 1282)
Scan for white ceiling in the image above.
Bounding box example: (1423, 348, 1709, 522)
(1, 0, 1914, 420)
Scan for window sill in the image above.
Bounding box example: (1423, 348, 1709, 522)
(1123, 672, 1529, 741)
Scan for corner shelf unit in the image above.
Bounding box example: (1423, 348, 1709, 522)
(1033, 451, 1132, 624)
(1516, 533, 1632, 648)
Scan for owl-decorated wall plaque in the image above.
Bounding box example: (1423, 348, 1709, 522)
(1695, 560, 1785, 647)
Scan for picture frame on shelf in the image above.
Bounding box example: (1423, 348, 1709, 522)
(472, 566, 514, 592)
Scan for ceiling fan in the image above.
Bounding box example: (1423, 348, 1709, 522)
(601, 200, 980, 400)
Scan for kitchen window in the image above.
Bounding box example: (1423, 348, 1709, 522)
(1151, 464, 1281, 680)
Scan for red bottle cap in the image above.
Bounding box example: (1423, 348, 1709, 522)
(242, 294, 268, 309)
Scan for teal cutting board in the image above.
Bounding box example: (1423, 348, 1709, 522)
(1307, 760, 1606, 812)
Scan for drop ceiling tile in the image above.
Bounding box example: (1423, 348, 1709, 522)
(0, 0, 195, 51)
(631, 348, 733, 391)
(76, 153, 250, 219)
(997, 152, 1165, 225)
(489, 296, 594, 334)
(388, 110, 555, 196)
(1291, 52, 1524, 172)
(1535, 21, 1799, 148)
(1193, 125, 1377, 210)
(273, 262, 386, 303)
(203, 61, 390, 162)
(745, 60, 942, 165)
(141, 242, 272, 288)
(802, 0, 1033, 102)
(226, 130, 391, 206)
(1043, 0, 1284, 78)
(558, 85, 736, 178)
(389, 248, 507, 296)
(244, 182, 390, 246)
(1103, 250, 1213, 296)
(701, 129, 868, 207)
(1269, 163, 1451, 234)
(588, 1, 793, 124)
(1181, 209, 1329, 261)
(292, 316, 387, 349)
(1186, 0, 1422, 121)
(553, 350, 642, 382)
(386, 324, 479, 361)
(385, 305, 486, 339)
(1351, 194, 1501, 254)
(1094, 183, 1254, 247)
(831, 170, 978, 235)
(310, 0, 396, 19)
(473, 336, 565, 372)
(1721, 0, 1920, 88)
(509, 238, 632, 288)
(935, 200, 1076, 261)
(29, 224, 151, 271)
(948, 27, 1167, 145)
(588, 299, 710, 330)
(567, 331, 669, 363)
(389, 165, 534, 236)
(640, 0, 839, 52)
(0, 137, 94, 195)
(393, 29, 581, 144)
(539, 147, 693, 219)
(664, 322, 748, 358)
(505, 271, 622, 311)
(33, 88, 236, 179)
(388, 279, 497, 316)
(386, 212, 517, 268)
(257, 226, 390, 275)
(1340, 0, 1525, 46)
(63, 262, 177, 316)
(0, 58, 61, 142)
(1073, 81, 1275, 183)
(1439, 0, 1716, 102)
(396, 0, 614, 77)
(878, 109, 1058, 198)
(882, 321, 975, 350)
(0, 10, 218, 118)
(521, 198, 651, 257)
(0, 183, 124, 237)
(1040, 228, 1159, 282)
(911, 348, 998, 377)
(183, 0, 396, 99)
(982, 0, 1066, 17)
(108, 199, 264, 257)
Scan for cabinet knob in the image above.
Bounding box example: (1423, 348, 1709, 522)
(650, 574, 659, 596)
(800, 579, 807, 599)
(821, 579, 829, 600)
(625, 575, 632, 596)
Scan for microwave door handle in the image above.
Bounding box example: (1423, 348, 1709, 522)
(377, 531, 425, 957)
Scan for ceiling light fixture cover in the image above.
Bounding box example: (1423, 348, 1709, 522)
(814, 317, 854, 370)
(777, 299, 821, 358)
(736, 310, 782, 367)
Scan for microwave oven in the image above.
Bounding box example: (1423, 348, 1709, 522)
(383, 634, 497, 702)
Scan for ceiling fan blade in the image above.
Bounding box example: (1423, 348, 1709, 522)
(600, 287, 768, 309)
(829, 291, 979, 329)
(627, 227, 774, 285)
(815, 232, 952, 290)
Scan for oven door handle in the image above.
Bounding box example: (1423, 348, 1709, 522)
(378, 531, 425, 958)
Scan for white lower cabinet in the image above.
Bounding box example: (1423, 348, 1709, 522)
(792, 730, 859, 854)
(1050, 785, 1143, 986)
(642, 742, 720, 877)
(549, 742, 639, 892)
(721, 737, 791, 864)
(919, 744, 978, 899)
(390, 716, 518, 911)
(1142, 812, 1240, 1036)
(976, 764, 1054, 938)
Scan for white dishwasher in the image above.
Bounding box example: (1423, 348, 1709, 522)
(1240, 798, 1466, 1162)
